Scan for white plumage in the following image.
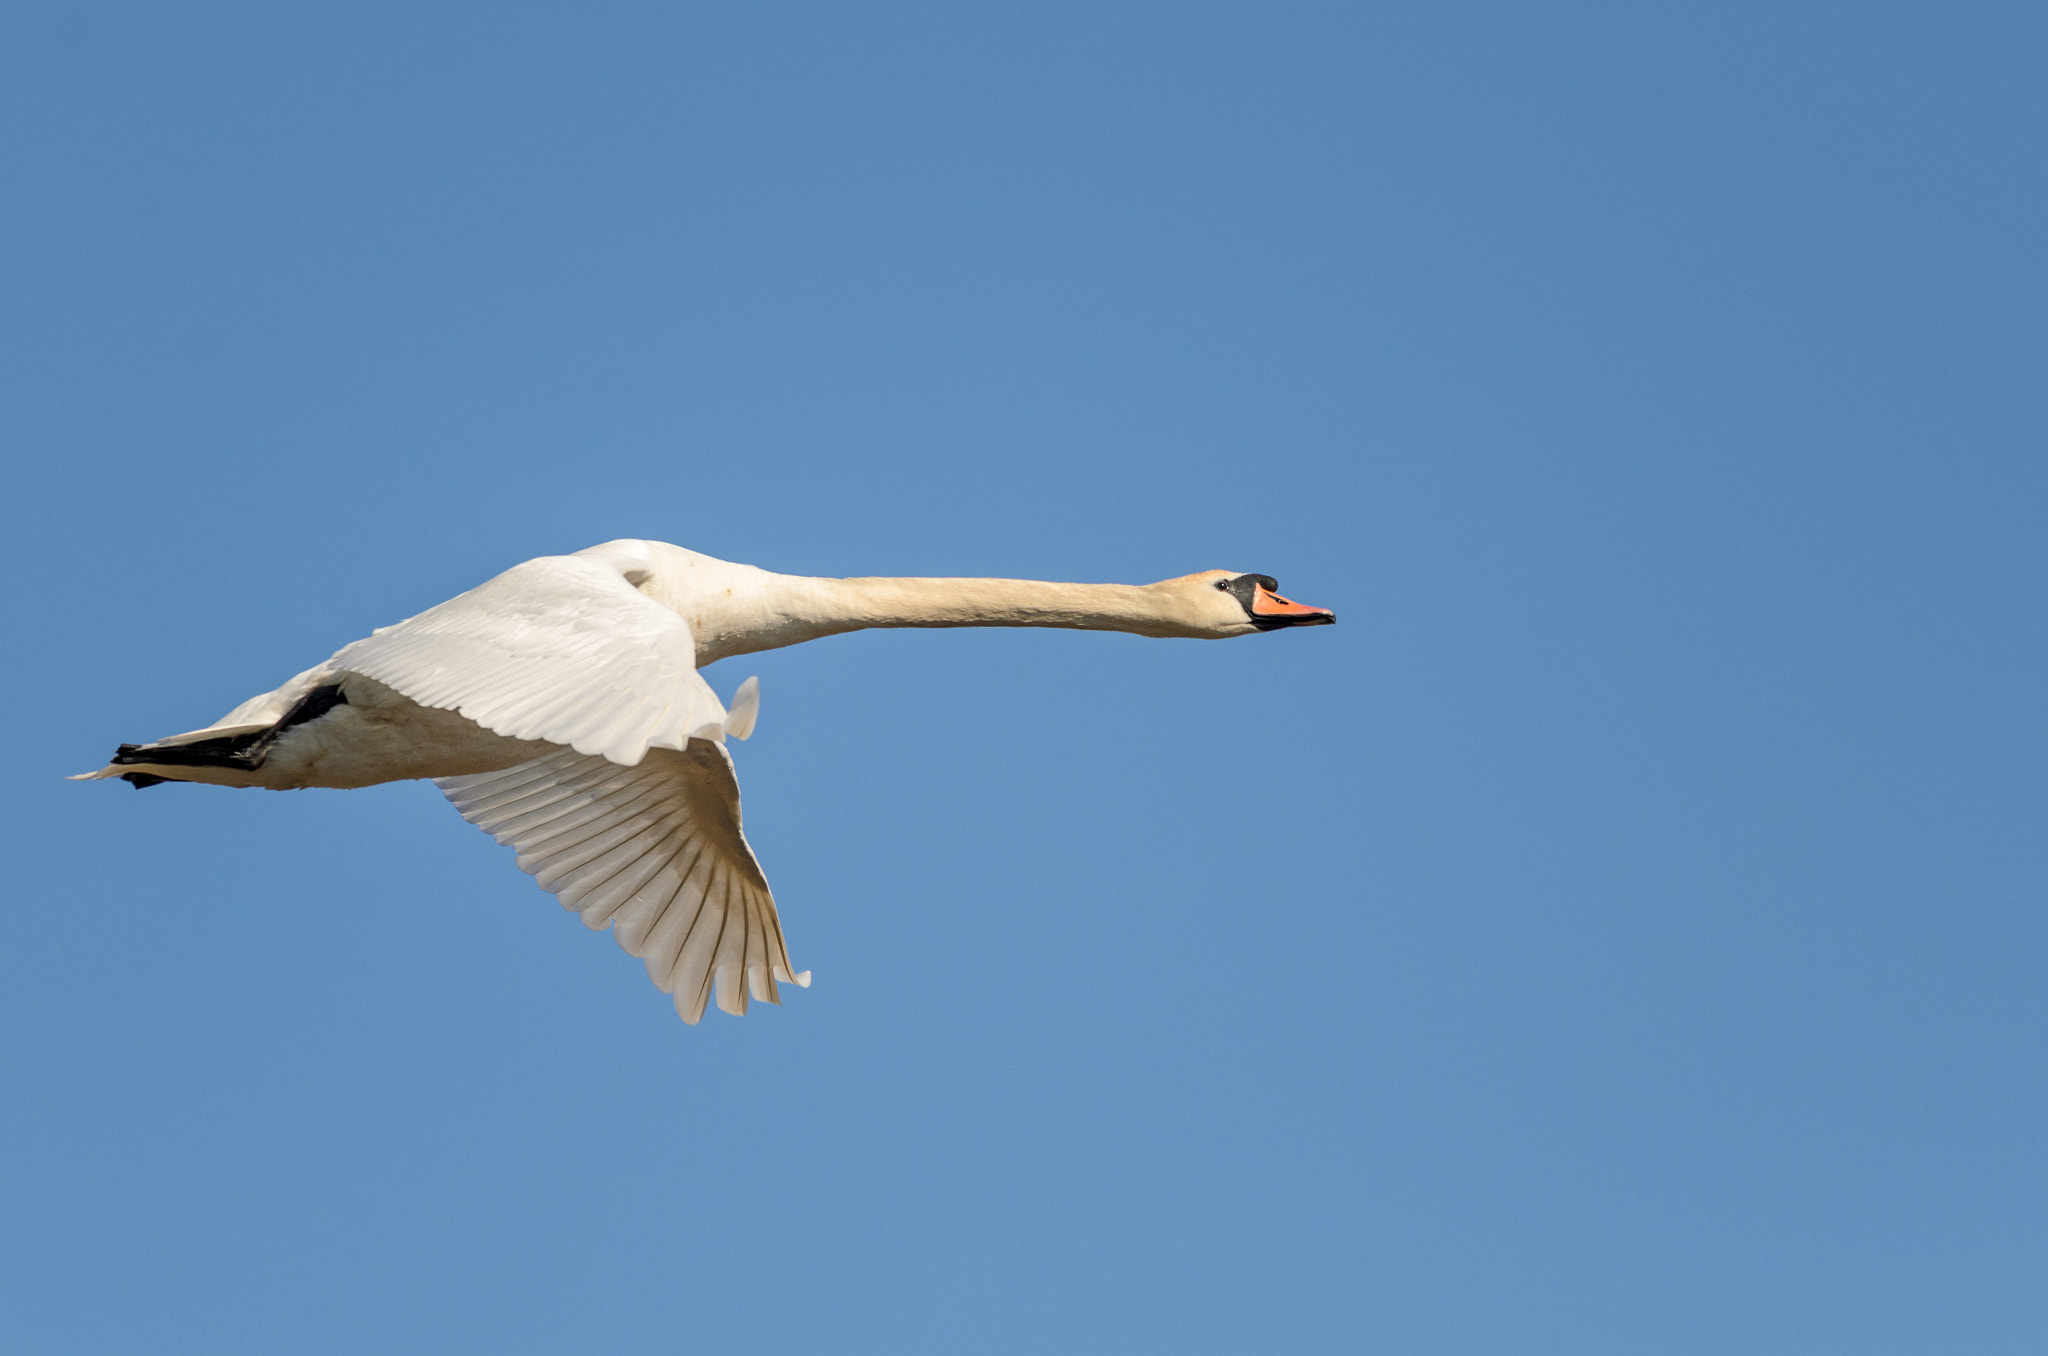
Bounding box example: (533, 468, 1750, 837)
(334, 554, 728, 767)
(438, 739, 807, 1024)
(81, 539, 1333, 1024)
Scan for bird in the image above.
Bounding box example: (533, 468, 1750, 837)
(77, 540, 1336, 1023)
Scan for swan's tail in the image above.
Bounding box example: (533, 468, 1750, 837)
(67, 765, 173, 787)
(69, 684, 350, 788)
(71, 727, 274, 788)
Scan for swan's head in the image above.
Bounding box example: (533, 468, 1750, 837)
(1154, 570, 1337, 638)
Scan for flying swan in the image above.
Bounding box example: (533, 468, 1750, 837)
(78, 541, 1335, 1023)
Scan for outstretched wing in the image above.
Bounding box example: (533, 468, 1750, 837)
(436, 741, 808, 1023)
(332, 553, 725, 767)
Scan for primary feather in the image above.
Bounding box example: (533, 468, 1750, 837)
(437, 742, 808, 1023)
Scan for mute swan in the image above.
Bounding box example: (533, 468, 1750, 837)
(78, 540, 1335, 1023)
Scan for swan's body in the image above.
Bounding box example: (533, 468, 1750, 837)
(80, 540, 1333, 1023)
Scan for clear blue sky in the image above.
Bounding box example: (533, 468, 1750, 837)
(4, 4, 2043, 1352)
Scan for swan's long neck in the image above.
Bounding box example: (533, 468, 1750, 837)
(573, 541, 1231, 666)
(689, 572, 1193, 665)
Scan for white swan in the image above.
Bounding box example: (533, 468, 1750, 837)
(78, 540, 1335, 1023)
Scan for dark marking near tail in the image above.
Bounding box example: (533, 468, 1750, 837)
(110, 683, 350, 776)
(282, 684, 350, 728)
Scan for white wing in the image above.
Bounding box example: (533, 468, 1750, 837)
(331, 553, 725, 767)
(437, 742, 809, 1023)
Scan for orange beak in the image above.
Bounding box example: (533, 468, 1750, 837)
(1251, 584, 1336, 624)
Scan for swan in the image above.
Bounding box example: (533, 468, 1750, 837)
(77, 540, 1335, 1023)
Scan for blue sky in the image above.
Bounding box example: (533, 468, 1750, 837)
(4, 4, 2043, 1351)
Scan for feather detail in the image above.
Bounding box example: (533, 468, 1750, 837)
(724, 677, 760, 740)
(436, 740, 801, 1023)
(335, 555, 727, 767)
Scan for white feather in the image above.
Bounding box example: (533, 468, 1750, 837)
(436, 740, 802, 1023)
(724, 676, 760, 741)
(334, 554, 726, 767)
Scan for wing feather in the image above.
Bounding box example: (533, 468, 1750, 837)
(535, 807, 674, 892)
(666, 856, 725, 996)
(334, 553, 725, 766)
(437, 741, 805, 1024)
(567, 827, 692, 929)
